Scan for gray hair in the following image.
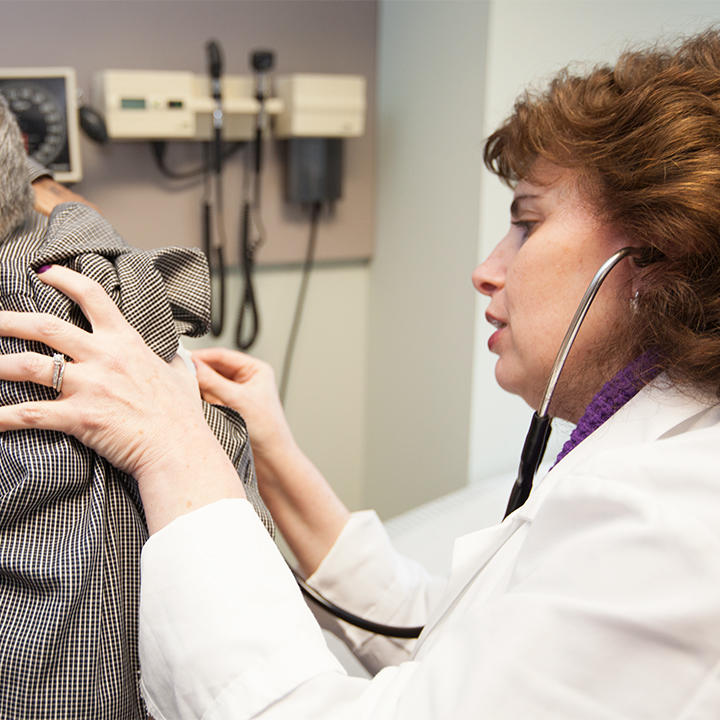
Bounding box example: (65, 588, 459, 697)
(0, 95, 33, 238)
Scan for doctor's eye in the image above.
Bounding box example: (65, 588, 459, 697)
(510, 220, 536, 241)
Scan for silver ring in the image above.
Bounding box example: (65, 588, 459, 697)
(51, 353, 66, 394)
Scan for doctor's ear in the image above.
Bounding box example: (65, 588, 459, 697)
(631, 246, 665, 268)
(628, 245, 664, 302)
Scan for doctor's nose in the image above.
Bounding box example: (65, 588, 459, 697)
(472, 244, 507, 297)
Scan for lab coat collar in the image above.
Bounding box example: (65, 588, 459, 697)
(537, 376, 717, 494)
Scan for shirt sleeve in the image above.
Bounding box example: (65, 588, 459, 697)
(25, 156, 52, 183)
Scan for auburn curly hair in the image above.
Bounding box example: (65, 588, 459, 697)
(484, 28, 720, 397)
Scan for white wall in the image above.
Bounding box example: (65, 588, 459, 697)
(468, 0, 720, 488)
(366, 0, 489, 519)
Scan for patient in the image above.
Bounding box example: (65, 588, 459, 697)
(0, 97, 271, 718)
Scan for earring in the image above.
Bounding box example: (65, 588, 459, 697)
(630, 289, 640, 312)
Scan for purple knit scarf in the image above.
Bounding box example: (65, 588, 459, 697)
(553, 352, 660, 465)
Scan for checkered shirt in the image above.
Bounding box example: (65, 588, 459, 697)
(0, 203, 273, 719)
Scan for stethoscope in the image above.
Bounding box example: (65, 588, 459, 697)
(294, 245, 641, 639)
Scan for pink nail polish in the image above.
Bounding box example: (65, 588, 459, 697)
(37, 265, 52, 273)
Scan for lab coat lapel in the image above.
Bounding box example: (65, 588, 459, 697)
(416, 379, 716, 651)
(414, 512, 528, 650)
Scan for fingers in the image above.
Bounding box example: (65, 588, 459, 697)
(35, 264, 128, 332)
(0, 265, 133, 358)
(0, 352, 71, 390)
(192, 347, 263, 380)
(0, 399, 72, 434)
(192, 346, 246, 368)
(0, 310, 91, 359)
(194, 358, 241, 405)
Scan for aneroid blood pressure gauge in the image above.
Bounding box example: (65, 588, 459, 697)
(0, 67, 82, 182)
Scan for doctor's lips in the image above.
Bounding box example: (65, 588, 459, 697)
(486, 312, 507, 352)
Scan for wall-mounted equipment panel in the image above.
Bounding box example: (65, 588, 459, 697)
(93, 70, 365, 141)
(94, 69, 284, 140)
(274, 74, 366, 138)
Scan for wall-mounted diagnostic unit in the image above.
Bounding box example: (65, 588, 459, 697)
(0, 67, 82, 182)
(274, 74, 365, 138)
(92, 70, 365, 141)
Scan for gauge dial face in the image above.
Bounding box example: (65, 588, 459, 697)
(0, 77, 70, 170)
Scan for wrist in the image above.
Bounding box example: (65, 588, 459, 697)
(134, 423, 246, 534)
(253, 433, 304, 489)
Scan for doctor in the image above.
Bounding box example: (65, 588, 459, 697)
(1, 27, 720, 719)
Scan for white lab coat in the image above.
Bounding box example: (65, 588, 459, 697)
(139, 379, 720, 719)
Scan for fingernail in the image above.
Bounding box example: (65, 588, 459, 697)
(37, 265, 52, 274)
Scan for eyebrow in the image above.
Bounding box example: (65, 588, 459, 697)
(510, 194, 540, 218)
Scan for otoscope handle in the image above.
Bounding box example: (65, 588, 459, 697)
(206, 41, 223, 87)
(250, 50, 273, 179)
(504, 412, 552, 519)
(205, 40, 224, 175)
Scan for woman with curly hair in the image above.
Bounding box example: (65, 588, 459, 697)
(2, 27, 720, 720)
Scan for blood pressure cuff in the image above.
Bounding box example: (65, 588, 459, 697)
(0, 202, 273, 719)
